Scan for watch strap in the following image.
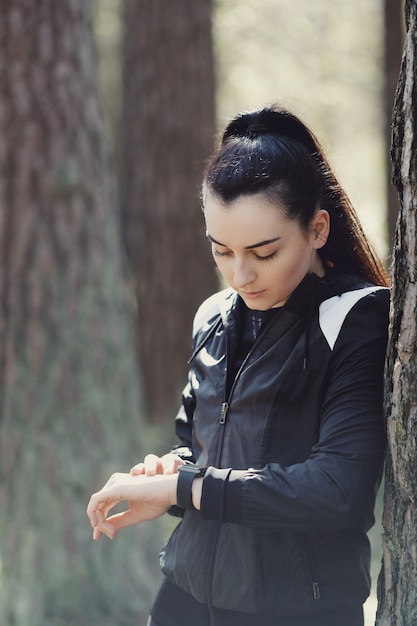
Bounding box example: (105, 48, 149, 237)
(177, 465, 207, 510)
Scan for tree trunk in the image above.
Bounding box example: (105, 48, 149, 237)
(376, 1, 417, 624)
(384, 0, 404, 248)
(121, 0, 218, 424)
(0, 2, 163, 624)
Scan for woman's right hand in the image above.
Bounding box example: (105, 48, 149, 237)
(130, 453, 185, 477)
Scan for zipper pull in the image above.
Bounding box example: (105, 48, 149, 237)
(220, 402, 229, 424)
(312, 582, 320, 599)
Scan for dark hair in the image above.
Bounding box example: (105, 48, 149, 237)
(203, 104, 389, 287)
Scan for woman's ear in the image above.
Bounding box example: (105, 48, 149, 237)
(311, 209, 330, 250)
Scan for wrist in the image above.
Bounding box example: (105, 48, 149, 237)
(168, 473, 180, 508)
(191, 477, 203, 510)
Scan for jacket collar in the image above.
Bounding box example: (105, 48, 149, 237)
(190, 271, 372, 362)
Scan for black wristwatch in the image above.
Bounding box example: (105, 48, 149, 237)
(177, 464, 207, 510)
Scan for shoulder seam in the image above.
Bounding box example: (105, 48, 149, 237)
(319, 286, 387, 350)
(192, 288, 235, 337)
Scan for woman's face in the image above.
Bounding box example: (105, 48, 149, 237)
(204, 192, 329, 310)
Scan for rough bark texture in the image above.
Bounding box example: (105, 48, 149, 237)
(376, 1, 417, 624)
(121, 0, 218, 424)
(0, 2, 163, 624)
(384, 0, 404, 248)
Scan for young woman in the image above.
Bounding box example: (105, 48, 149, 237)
(87, 105, 390, 626)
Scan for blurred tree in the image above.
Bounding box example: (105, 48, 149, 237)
(384, 0, 404, 248)
(0, 1, 164, 624)
(120, 0, 218, 425)
(376, 1, 417, 624)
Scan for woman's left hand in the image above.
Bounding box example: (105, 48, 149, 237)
(130, 453, 185, 476)
(86, 472, 178, 540)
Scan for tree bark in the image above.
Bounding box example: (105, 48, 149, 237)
(376, 1, 417, 624)
(121, 0, 218, 424)
(0, 2, 162, 624)
(384, 0, 404, 248)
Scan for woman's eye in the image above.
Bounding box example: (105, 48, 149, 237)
(213, 248, 231, 258)
(255, 251, 278, 262)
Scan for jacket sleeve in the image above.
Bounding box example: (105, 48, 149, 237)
(164, 378, 196, 518)
(200, 289, 389, 532)
(170, 374, 196, 463)
(170, 289, 230, 461)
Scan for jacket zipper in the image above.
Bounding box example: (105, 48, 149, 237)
(313, 582, 321, 600)
(213, 402, 229, 466)
(207, 325, 271, 611)
(201, 299, 316, 611)
(219, 401, 228, 424)
(303, 536, 321, 600)
(214, 347, 253, 466)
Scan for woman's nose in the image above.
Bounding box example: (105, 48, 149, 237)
(233, 259, 256, 288)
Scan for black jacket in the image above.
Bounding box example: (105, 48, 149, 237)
(160, 272, 389, 618)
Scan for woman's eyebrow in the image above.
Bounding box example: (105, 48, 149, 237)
(206, 233, 281, 249)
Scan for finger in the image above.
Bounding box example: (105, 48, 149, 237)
(87, 494, 100, 527)
(143, 454, 161, 476)
(95, 522, 115, 540)
(130, 462, 145, 476)
(87, 472, 124, 525)
(105, 509, 138, 533)
(94, 510, 115, 540)
(162, 456, 185, 475)
(88, 475, 147, 526)
(91, 511, 107, 540)
(87, 491, 119, 527)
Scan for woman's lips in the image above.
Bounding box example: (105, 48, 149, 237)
(241, 290, 265, 299)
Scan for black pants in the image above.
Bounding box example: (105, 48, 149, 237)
(147, 614, 364, 626)
(147, 578, 364, 626)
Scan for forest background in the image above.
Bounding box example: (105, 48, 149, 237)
(0, 1, 405, 625)
(96, 3, 401, 624)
